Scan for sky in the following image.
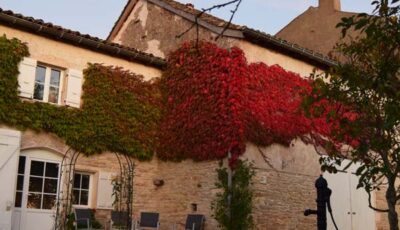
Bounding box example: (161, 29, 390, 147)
(0, 0, 375, 40)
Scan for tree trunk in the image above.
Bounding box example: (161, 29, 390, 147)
(386, 183, 399, 230)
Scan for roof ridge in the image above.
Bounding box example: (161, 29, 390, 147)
(148, 0, 336, 66)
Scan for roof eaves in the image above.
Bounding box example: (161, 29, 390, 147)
(0, 8, 166, 69)
(242, 27, 338, 68)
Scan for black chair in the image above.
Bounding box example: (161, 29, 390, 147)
(185, 214, 205, 230)
(135, 212, 160, 229)
(110, 211, 129, 229)
(74, 208, 92, 230)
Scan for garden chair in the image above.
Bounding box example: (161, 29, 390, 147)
(134, 212, 160, 229)
(184, 214, 205, 230)
(110, 210, 130, 229)
(74, 208, 92, 230)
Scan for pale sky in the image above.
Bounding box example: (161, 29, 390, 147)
(0, 0, 375, 39)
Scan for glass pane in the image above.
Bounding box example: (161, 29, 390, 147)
(27, 193, 41, 209)
(35, 66, 46, 83)
(17, 175, 24, 191)
(45, 163, 59, 178)
(42, 195, 56, 210)
(50, 69, 60, 86)
(14, 192, 22, 207)
(18, 156, 26, 174)
(30, 161, 44, 176)
(80, 191, 88, 205)
(44, 178, 58, 193)
(72, 189, 80, 205)
(73, 174, 81, 189)
(33, 83, 44, 100)
(29, 177, 43, 192)
(81, 175, 90, 189)
(48, 86, 59, 103)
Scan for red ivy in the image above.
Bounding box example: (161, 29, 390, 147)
(158, 41, 338, 164)
(158, 42, 247, 162)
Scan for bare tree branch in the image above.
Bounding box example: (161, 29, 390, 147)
(176, 0, 242, 46)
(257, 146, 278, 172)
(215, 0, 242, 41)
(367, 189, 389, 212)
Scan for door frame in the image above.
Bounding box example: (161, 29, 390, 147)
(13, 149, 62, 230)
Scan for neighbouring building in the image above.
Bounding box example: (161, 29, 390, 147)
(276, 0, 358, 57)
(0, 0, 390, 230)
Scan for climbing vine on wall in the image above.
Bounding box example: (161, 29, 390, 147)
(1, 35, 338, 162)
(0, 35, 160, 159)
(158, 41, 334, 163)
(158, 41, 248, 161)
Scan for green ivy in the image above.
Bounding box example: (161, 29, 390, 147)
(211, 160, 255, 230)
(0, 35, 160, 160)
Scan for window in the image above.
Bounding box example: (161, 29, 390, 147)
(33, 65, 63, 104)
(26, 160, 60, 210)
(73, 173, 91, 206)
(18, 58, 82, 107)
(14, 156, 26, 208)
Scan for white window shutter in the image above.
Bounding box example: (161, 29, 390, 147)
(97, 172, 114, 209)
(65, 69, 83, 108)
(18, 57, 37, 98)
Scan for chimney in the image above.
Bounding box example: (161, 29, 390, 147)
(319, 0, 341, 11)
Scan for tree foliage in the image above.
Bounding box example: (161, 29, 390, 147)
(302, 1, 400, 229)
(211, 160, 255, 230)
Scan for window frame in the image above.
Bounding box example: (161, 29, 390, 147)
(26, 160, 60, 210)
(72, 172, 92, 208)
(33, 63, 64, 104)
(14, 155, 61, 211)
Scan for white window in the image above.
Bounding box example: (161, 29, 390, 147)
(72, 173, 91, 206)
(25, 159, 60, 210)
(33, 65, 63, 104)
(14, 156, 26, 208)
(18, 57, 82, 108)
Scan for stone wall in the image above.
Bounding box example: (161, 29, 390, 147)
(114, 0, 235, 59)
(20, 131, 323, 229)
(19, 130, 396, 229)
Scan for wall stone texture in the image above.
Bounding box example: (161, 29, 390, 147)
(115, 0, 235, 59)
(19, 131, 327, 229)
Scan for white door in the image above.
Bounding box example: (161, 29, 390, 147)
(12, 150, 61, 230)
(0, 129, 21, 230)
(325, 161, 376, 230)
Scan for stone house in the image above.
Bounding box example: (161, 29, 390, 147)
(107, 0, 383, 229)
(0, 8, 163, 230)
(0, 1, 388, 230)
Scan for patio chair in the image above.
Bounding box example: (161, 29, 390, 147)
(110, 210, 129, 230)
(74, 208, 92, 230)
(135, 212, 160, 229)
(184, 214, 205, 230)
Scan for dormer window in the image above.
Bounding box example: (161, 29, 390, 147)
(33, 65, 63, 104)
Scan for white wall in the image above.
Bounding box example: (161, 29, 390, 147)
(0, 128, 21, 230)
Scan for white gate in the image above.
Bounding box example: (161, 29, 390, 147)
(325, 161, 376, 230)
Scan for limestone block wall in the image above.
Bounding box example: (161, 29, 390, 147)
(20, 131, 322, 229)
(19, 130, 393, 230)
